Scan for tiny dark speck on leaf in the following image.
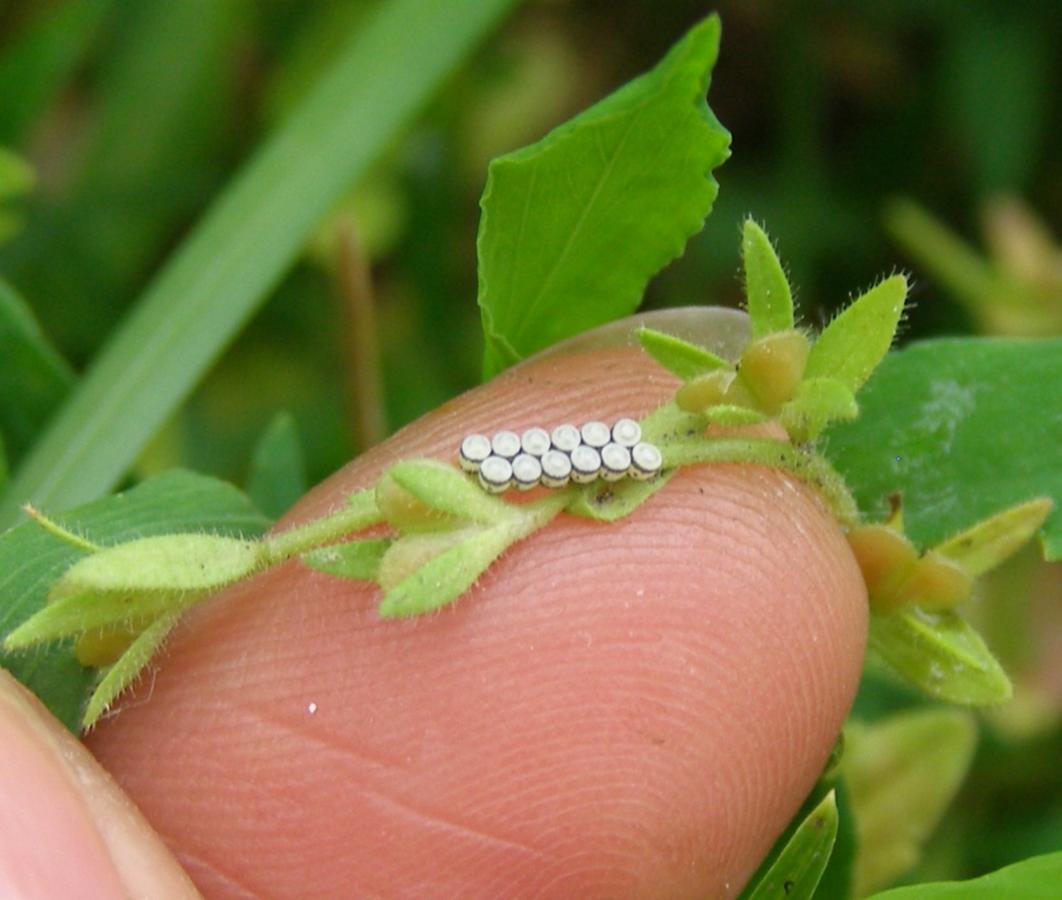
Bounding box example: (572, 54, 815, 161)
(784, 880, 794, 894)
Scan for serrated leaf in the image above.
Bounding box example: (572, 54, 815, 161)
(0, 277, 74, 465)
(742, 219, 794, 339)
(246, 411, 307, 519)
(805, 275, 907, 394)
(378, 525, 515, 618)
(824, 338, 1062, 560)
(637, 327, 729, 380)
(746, 790, 838, 900)
(50, 533, 260, 600)
(387, 459, 515, 525)
(302, 538, 391, 581)
(782, 377, 858, 442)
(933, 497, 1052, 577)
(844, 709, 977, 895)
(477, 15, 730, 376)
(867, 851, 1062, 899)
(868, 606, 1012, 705)
(82, 609, 181, 730)
(0, 470, 269, 732)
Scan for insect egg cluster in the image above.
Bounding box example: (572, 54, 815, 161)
(459, 418, 663, 493)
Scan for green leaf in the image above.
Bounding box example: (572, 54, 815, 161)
(867, 851, 1062, 899)
(0, 470, 269, 731)
(246, 411, 308, 519)
(742, 219, 794, 339)
(844, 709, 977, 895)
(4, 590, 176, 649)
(302, 538, 391, 581)
(824, 338, 1062, 560)
(804, 275, 907, 394)
(378, 525, 514, 618)
(781, 377, 858, 443)
(637, 327, 730, 380)
(387, 459, 516, 525)
(0, 147, 34, 199)
(0, 277, 74, 466)
(868, 607, 1012, 705)
(933, 497, 1053, 577)
(477, 15, 730, 377)
(82, 609, 181, 730)
(0, 0, 518, 528)
(568, 472, 675, 522)
(746, 790, 838, 900)
(702, 405, 768, 427)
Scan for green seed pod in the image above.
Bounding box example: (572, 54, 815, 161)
(737, 329, 810, 415)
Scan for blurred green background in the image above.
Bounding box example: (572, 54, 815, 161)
(1, 0, 1060, 889)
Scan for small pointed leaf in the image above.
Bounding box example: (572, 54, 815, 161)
(82, 610, 181, 730)
(246, 411, 307, 519)
(781, 377, 858, 442)
(637, 327, 730, 380)
(569, 472, 675, 522)
(869, 606, 1012, 705)
(387, 459, 515, 525)
(933, 497, 1053, 577)
(805, 275, 908, 394)
(378, 526, 515, 618)
(302, 538, 391, 581)
(746, 790, 838, 900)
(742, 219, 794, 339)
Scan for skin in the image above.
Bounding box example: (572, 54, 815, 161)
(0, 340, 867, 898)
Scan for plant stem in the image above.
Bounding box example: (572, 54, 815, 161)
(260, 489, 382, 566)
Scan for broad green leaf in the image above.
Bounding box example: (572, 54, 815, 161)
(0, 277, 74, 465)
(781, 377, 858, 442)
(824, 338, 1062, 560)
(868, 607, 1011, 705)
(804, 275, 907, 394)
(49, 534, 260, 600)
(637, 327, 729, 380)
(742, 219, 794, 339)
(867, 851, 1062, 899)
(387, 459, 515, 525)
(378, 526, 515, 618)
(0, 0, 518, 528)
(477, 15, 730, 376)
(82, 609, 181, 730)
(746, 790, 838, 900)
(0, 470, 269, 732)
(302, 538, 391, 581)
(933, 497, 1052, 577)
(844, 709, 977, 895)
(247, 411, 308, 519)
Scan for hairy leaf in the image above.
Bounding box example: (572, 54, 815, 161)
(637, 327, 729, 380)
(387, 459, 516, 525)
(933, 497, 1052, 576)
(742, 219, 794, 339)
(824, 338, 1062, 560)
(478, 15, 730, 376)
(781, 377, 858, 442)
(303, 538, 391, 581)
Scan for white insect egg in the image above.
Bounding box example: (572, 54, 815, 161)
(611, 418, 642, 448)
(491, 430, 521, 459)
(600, 442, 632, 481)
(570, 445, 602, 483)
(479, 455, 513, 493)
(540, 449, 573, 488)
(630, 441, 663, 480)
(550, 424, 581, 454)
(580, 420, 611, 449)
(511, 453, 543, 490)
(459, 433, 492, 472)
(520, 427, 551, 457)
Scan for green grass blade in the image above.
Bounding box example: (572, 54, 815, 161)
(0, 0, 517, 528)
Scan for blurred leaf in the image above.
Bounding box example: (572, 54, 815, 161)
(0, 0, 112, 145)
(0, 470, 269, 732)
(745, 790, 838, 900)
(0, 147, 35, 244)
(742, 219, 794, 339)
(804, 275, 907, 394)
(0, 277, 74, 466)
(302, 538, 391, 581)
(933, 497, 1052, 577)
(867, 851, 1062, 899)
(844, 709, 978, 894)
(0, 0, 517, 528)
(477, 15, 730, 377)
(247, 412, 307, 519)
(824, 339, 1062, 560)
(868, 607, 1011, 705)
(637, 327, 729, 380)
